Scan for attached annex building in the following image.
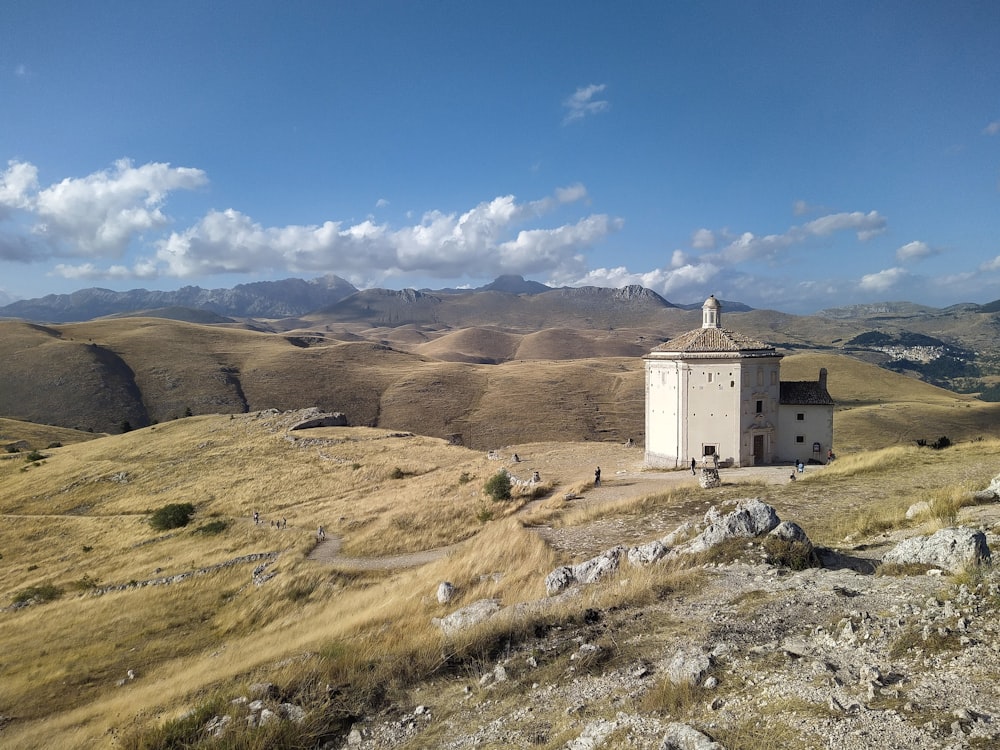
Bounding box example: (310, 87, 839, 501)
(644, 295, 833, 468)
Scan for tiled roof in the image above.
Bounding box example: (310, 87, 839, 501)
(780, 380, 834, 405)
(650, 326, 775, 354)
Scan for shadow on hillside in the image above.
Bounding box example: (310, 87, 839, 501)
(815, 546, 879, 574)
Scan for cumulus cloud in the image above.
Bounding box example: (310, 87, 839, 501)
(984, 120, 1000, 136)
(691, 228, 715, 249)
(980, 255, 1000, 272)
(859, 267, 908, 292)
(709, 210, 887, 265)
(895, 240, 934, 263)
(0, 160, 39, 217)
(0, 159, 206, 260)
(562, 84, 609, 124)
(154, 185, 617, 282)
(34, 159, 207, 256)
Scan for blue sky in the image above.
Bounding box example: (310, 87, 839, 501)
(2, 1, 999, 314)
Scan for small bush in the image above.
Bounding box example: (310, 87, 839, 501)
(46, 442, 62, 449)
(149, 502, 196, 531)
(194, 520, 228, 535)
(25, 450, 45, 462)
(69, 574, 102, 591)
(761, 537, 818, 570)
(82, 545, 93, 553)
(390, 466, 406, 479)
(483, 471, 512, 502)
(458, 471, 472, 485)
(12, 583, 63, 605)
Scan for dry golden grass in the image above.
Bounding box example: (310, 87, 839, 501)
(1, 352, 999, 747)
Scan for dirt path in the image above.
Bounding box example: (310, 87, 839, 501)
(307, 441, 806, 569)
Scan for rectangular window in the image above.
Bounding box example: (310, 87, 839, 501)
(796, 413, 805, 421)
(796, 435, 805, 443)
(707, 372, 713, 383)
(703, 445, 716, 456)
(755, 400, 763, 414)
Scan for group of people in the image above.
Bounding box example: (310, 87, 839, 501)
(252, 511, 287, 528)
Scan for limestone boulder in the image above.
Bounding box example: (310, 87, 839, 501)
(544, 546, 626, 596)
(660, 722, 726, 750)
(768, 520, 812, 548)
(432, 598, 501, 635)
(972, 472, 1000, 502)
(685, 498, 780, 553)
(288, 409, 348, 430)
(882, 527, 991, 573)
(628, 540, 669, 567)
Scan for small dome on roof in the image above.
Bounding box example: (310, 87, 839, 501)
(703, 295, 720, 309)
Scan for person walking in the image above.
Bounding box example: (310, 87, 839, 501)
(691, 457, 697, 475)
(594, 466, 601, 486)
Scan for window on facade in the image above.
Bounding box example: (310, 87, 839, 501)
(771, 371, 778, 386)
(757, 368, 763, 386)
(730, 380, 735, 388)
(755, 400, 763, 414)
(796, 435, 805, 443)
(708, 372, 713, 383)
(703, 445, 716, 456)
(796, 413, 805, 421)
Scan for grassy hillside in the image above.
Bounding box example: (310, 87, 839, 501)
(1, 405, 998, 748)
(2, 317, 999, 451)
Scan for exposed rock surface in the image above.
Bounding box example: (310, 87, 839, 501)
(339, 471, 1000, 750)
(883, 527, 991, 572)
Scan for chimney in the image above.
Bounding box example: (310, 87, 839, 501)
(819, 368, 828, 390)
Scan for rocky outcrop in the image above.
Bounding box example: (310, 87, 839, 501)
(883, 527, 991, 572)
(678, 498, 781, 554)
(545, 546, 626, 596)
(973, 472, 1000, 502)
(660, 723, 726, 750)
(289, 408, 348, 430)
(432, 599, 501, 635)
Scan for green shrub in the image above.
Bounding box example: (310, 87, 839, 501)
(149, 502, 196, 531)
(25, 450, 45, 462)
(194, 520, 228, 535)
(483, 471, 512, 502)
(69, 574, 101, 591)
(46, 441, 62, 449)
(761, 537, 818, 570)
(12, 583, 63, 605)
(458, 471, 472, 484)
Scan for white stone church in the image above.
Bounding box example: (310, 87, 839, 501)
(644, 295, 834, 468)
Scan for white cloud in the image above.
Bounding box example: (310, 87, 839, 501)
(859, 267, 908, 292)
(984, 120, 1000, 136)
(980, 255, 1000, 272)
(0, 159, 206, 261)
(792, 200, 811, 216)
(0, 160, 39, 216)
(895, 240, 934, 263)
(34, 159, 207, 256)
(691, 228, 715, 249)
(562, 84, 609, 124)
(709, 210, 887, 265)
(154, 185, 617, 282)
(375, 198, 389, 208)
(801, 211, 886, 241)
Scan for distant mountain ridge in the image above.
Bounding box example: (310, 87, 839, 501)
(0, 274, 766, 327)
(0, 274, 359, 323)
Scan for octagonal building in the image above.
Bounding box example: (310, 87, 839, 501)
(644, 295, 833, 468)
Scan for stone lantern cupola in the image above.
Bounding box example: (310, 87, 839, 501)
(702, 295, 721, 328)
